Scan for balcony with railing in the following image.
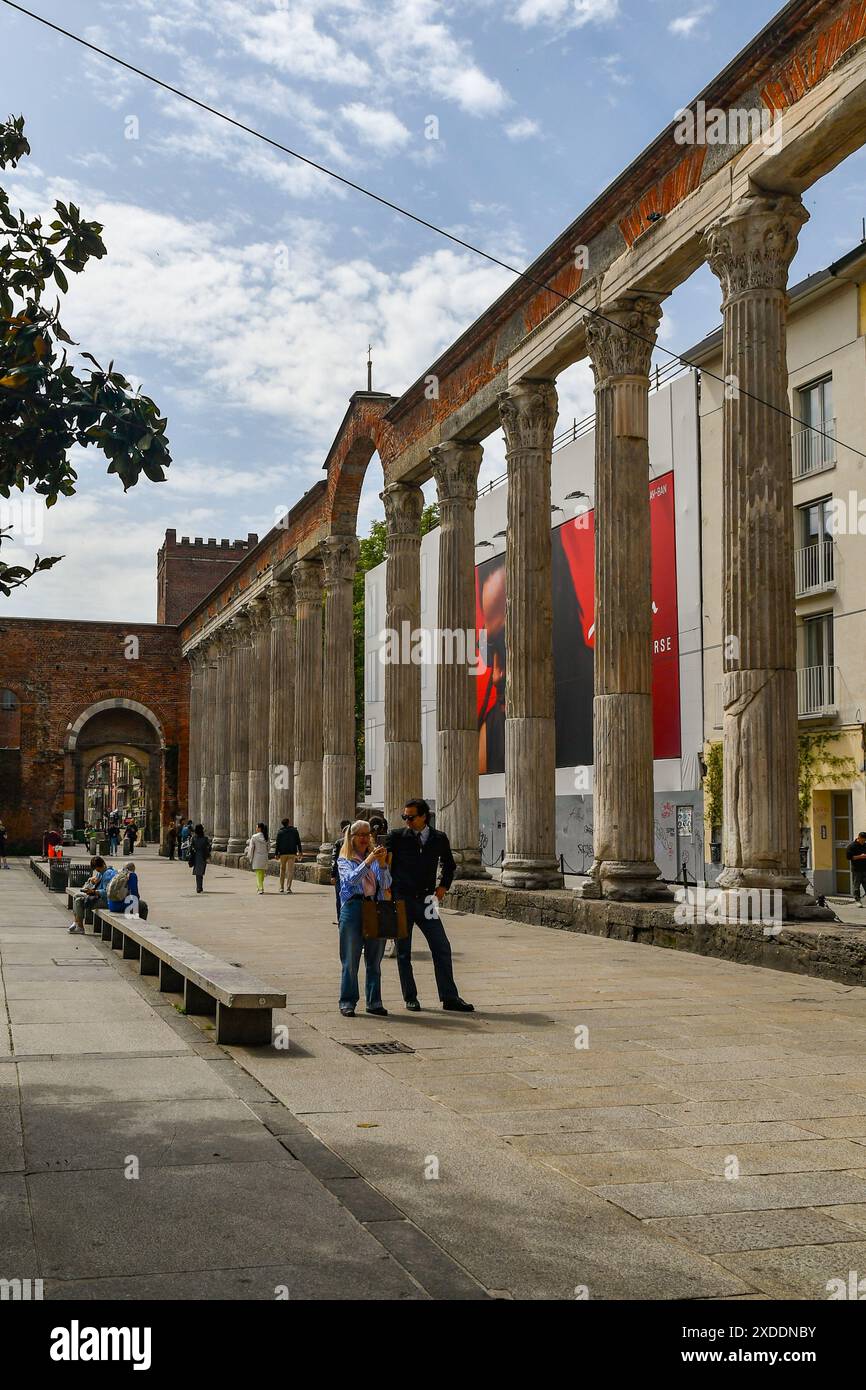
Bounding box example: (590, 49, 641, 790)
(792, 419, 836, 479)
(794, 539, 836, 598)
(797, 664, 838, 718)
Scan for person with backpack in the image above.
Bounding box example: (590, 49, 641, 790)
(106, 862, 148, 919)
(180, 820, 193, 862)
(274, 818, 302, 893)
(188, 823, 211, 894)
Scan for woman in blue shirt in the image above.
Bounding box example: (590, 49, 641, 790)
(337, 820, 392, 1018)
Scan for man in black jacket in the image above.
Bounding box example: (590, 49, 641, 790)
(275, 819, 303, 894)
(386, 798, 473, 1012)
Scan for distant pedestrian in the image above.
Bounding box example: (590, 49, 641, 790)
(274, 818, 302, 894)
(246, 822, 270, 894)
(330, 820, 351, 922)
(166, 821, 177, 861)
(847, 831, 866, 906)
(0, 818, 8, 869)
(180, 819, 193, 861)
(188, 824, 211, 894)
(123, 821, 137, 856)
(107, 823, 120, 857)
(336, 820, 391, 1018)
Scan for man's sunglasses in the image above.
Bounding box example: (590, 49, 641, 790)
(402, 812, 421, 821)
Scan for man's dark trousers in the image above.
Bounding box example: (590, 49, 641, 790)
(395, 897, 458, 1003)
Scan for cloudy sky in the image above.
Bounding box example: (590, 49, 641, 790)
(2, 0, 864, 621)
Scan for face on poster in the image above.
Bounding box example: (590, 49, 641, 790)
(475, 470, 681, 774)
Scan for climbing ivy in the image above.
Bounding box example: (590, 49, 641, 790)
(798, 731, 857, 827)
(704, 741, 723, 837)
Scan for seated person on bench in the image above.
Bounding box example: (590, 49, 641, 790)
(106, 861, 148, 919)
(68, 856, 116, 934)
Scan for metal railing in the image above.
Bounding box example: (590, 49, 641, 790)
(797, 664, 837, 717)
(794, 539, 835, 597)
(792, 419, 836, 479)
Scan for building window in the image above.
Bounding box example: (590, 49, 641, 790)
(803, 612, 834, 670)
(793, 377, 835, 477)
(0, 688, 20, 749)
(795, 496, 835, 595)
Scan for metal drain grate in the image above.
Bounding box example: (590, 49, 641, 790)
(342, 1040, 415, 1056)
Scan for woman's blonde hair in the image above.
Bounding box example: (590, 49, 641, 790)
(340, 819, 372, 860)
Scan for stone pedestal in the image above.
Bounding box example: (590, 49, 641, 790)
(704, 191, 828, 921)
(268, 582, 296, 841)
(211, 630, 231, 852)
(431, 441, 488, 879)
(319, 535, 359, 868)
(227, 611, 253, 856)
(498, 380, 563, 890)
(292, 559, 324, 852)
(578, 295, 671, 903)
(381, 482, 424, 829)
(247, 594, 271, 836)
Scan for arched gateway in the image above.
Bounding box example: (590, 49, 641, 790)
(64, 699, 167, 844)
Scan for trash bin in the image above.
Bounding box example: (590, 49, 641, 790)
(89, 837, 98, 855)
(49, 861, 69, 893)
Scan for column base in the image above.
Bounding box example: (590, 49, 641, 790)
(226, 837, 247, 856)
(452, 850, 490, 881)
(715, 867, 834, 922)
(211, 835, 228, 854)
(317, 840, 336, 870)
(598, 860, 673, 903)
(501, 857, 563, 890)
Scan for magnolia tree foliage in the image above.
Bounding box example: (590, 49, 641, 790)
(0, 115, 171, 595)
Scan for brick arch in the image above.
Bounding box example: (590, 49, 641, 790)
(322, 395, 396, 539)
(65, 698, 166, 752)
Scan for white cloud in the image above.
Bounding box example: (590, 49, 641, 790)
(669, 6, 714, 38)
(510, 0, 619, 29)
(340, 103, 411, 153)
(505, 117, 541, 140)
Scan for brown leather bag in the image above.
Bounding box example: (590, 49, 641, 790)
(361, 896, 408, 940)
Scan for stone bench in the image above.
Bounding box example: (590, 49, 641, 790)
(94, 909, 286, 1045)
(65, 888, 97, 924)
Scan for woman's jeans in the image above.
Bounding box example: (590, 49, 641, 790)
(339, 897, 386, 1010)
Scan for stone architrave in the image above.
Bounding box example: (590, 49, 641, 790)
(319, 535, 359, 867)
(703, 190, 826, 919)
(497, 380, 563, 890)
(226, 609, 254, 856)
(210, 628, 232, 852)
(268, 581, 296, 839)
(580, 294, 671, 902)
(430, 440, 488, 879)
(381, 481, 424, 829)
(247, 593, 272, 837)
(292, 559, 324, 852)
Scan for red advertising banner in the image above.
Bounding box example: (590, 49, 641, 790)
(476, 470, 681, 773)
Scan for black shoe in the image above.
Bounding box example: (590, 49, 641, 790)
(340, 1006, 355, 1017)
(366, 1005, 388, 1016)
(405, 998, 421, 1012)
(443, 998, 474, 1012)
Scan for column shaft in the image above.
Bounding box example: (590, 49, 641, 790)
(211, 630, 231, 851)
(247, 595, 271, 835)
(292, 559, 324, 851)
(268, 582, 296, 839)
(227, 611, 253, 856)
(381, 482, 424, 828)
(498, 380, 563, 889)
(582, 295, 669, 901)
(704, 191, 819, 916)
(319, 535, 359, 864)
(199, 641, 217, 833)
(431, 441, 488, 878)
(186, 650, 202, 827)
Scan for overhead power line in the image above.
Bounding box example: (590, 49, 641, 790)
(1, 0, 862, 462)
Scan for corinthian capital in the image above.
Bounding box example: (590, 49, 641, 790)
(321, 534, 360, 589)
(381, 481, 424, 539)
(292, 558, 323, 607)
(703, 192, 808, 302)
(248, 591, 272, 636)
(269, 581, 295, 622)
(585, 296, 662, 385)
(498, 379, 558, 455)
(430, 440, 482, 507)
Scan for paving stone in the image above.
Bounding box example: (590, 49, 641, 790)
(713, 1241, 866, 1300)
(16, 1054, 231, 1105)
(322, 1177, 406, 1223)
(539, 1150, 707, 1185)
(0, 1173, 37, 1277)
(369, 1221, 489, 1300)
(595, 1172, 866, 1219)
(667, 1139, 866, 1177)
(645, 1208, 866, 1254)
(814, 1204, 866, 1234)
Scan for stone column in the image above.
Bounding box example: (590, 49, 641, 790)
(268, 581, 296, 839)
(498, 380, 563, 889)
(186, 647, 203, 826)
(703, 190, 821, 918)
(580, 295, 670, 902)
(198, 638, 218, 834)
(292, 559, 324, 852)
(211, 628, 231, 852)
(318, 535, 359, 867)
(247, 593, 272, 836)
(431, 440, 488, 878)
(227, 609, 253, 856)
(381, 481, 424, 829)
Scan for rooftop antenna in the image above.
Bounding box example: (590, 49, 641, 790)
(367, 343, 373, 392)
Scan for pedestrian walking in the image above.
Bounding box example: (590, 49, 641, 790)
(336, 820, 391, 1018)
(166, 820, 177, 861)
(180, 819, 193, 861)
(330, 820, 351, 922)
(274, 818, 302, 893)
(847, 831, 866, 906)
(0, 818, 8, 869)
(188, 823, 211, 893)
(123, 821, 137, 857)
(386, 799, 473, 1013)
(246, 822, 270, 894)
(107, 822, 120, 857)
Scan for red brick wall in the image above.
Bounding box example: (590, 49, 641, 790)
(157, 529, 258, 625)
(0, 617, 187, 852)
